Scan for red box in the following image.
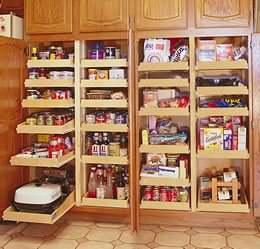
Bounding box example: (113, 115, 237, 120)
(232, 136, 238, 150)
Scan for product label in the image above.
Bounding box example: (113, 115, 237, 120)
(100, 144, 109, 156)
(120, 148, 128, 157)
(117, 187, 126, 200)
(92, 144, 100, 156)
(96, 187, 105, 199)
(218, 191, 230, 200)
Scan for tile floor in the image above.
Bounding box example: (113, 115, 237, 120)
(0, 220, 260, 249)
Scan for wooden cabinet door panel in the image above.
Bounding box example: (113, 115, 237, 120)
(79, 0, 128, 32)
(136, 0, 187, 30)
(195, 0, 250, 28)
(0, 37, 27, 216)
(25, 0, 72, 34)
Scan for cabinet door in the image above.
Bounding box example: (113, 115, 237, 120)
(0, 0, 24, 17)
(135, 0, 187, 30)
(252, 33, 260, 217)
(25, 0, 72, 34)
(195, 0, 251, 28)
(0, 37, 27, 217)
(79, 0, 128, 32)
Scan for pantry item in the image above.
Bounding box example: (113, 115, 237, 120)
(144, 39, 171, 62)
(39, 51, 49, 60)
(217, 44, 233, 61)
(89, 45, 105, 59)
(26, 89, 39, 99)
(233, 46, 247, 61)
(115, 49, 121, 59)
(55, 47, 64, 59)
(105, 47, 116, 59)
(198, 40, 216, 61)
(31, 47, 38, 60)
(109, 142, 120, 156)
(111, 91, 126, 100)
(86, 90, 112, 99)
(170, 45, 189, 62)
(143, 89, 158, 108)
(49, 46, 57, 60)
(109, 68, 125, 79)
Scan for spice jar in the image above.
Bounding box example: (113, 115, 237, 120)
(88, 45, 105, 60)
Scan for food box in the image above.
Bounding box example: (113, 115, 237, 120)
(203, 128, 223, 150)
(198, 40, 216, 61)
(109, 68, 125, 79)
(217, 44, 233, 61)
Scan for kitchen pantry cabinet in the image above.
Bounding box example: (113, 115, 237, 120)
(195, 0, 251, 28)
(79, 0, 128, 32)
(0, 37, 28, 217)
(135, 0, 188, 30)
(0, 0, 24, 17)
(25, 0, 73, 34)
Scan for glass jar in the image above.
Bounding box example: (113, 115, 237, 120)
(109, 142, 120, 156)
(55, 47, 64, 59)
(29, 69, 39, 79)
(88, 45, 105, 60)
(26, 90, 39, 99)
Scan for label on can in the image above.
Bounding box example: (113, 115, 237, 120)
(105, 47, 116, 59)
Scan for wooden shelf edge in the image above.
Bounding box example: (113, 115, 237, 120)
(139, 107, 189, 116)
(27, 59, 74, 68)
(25, 79, 74, 87)
(196, 86, 249, 96)
(197, 150, 249, 159)
(196, 60, 248, 70)
(139, 78, 189, 88)
(197, 202, 250, 213)
(140, 177, 190, 187)
(197, 108, 249, 117)
(22, 99, 75, 108)
(81, 100, 128, 108)
(138, 62, 189, 71)
(139, 145, 190, 154)
(82, 155, 128, 165)
(81, 59, 128, 68)
(10, 151, 75, 168)
(81, 79, 128, 88)
(81, 123, 128, 132)
(16, 120, 75, 134)
(140, 199, 190, 211)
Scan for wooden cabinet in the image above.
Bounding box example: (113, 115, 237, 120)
(79, 0, 128, 32)
(0, 0, 24, 17)
(195, 0, 251, 28)
(25, 0, 72, 34)
(135, 0, 187, 30)
(0, 37, 27, 216)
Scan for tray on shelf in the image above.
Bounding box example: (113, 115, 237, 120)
(197, 149, 249, 159)
(140, 177, 190, 187)
(138, 62, 189, 71)
(196, 86, 249, 96)
(25, 79, 74, 88)
(139, 107, 189, 116)
(16, 120, 75, 134)
(10, 151, 75, 168)
(81, 99, 128, 108)
(139, 78, 189, 88)
(140, 145, 190, 154)
(82, 155, 128, 165)
(81, 79, 128, 88)
(196, 60, 248, 70)
(82, 194, 129, 208)
(22, 99, 75, 108)
(140, 199, 190, 211)
(3, 190, 75, 224)
(81, 59, 127, 68)
(197, 107, 249, 117)
(27, 59, 74, 68)
(81, 123, 128, 132)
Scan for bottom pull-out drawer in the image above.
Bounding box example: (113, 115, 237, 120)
(2, 190, 75, 224)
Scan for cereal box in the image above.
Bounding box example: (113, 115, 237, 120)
(198, 40, 216, 61)
(203, 128, 223, 150)
(217, 44, 233, 61)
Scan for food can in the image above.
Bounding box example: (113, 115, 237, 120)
(26, 117, 37, 125)
(105, 47, 116, 59)
(54, 115, 64, 126)
(46, 115, 54, 126)
(152, 187, 160, 201)
(86, 114, 96, 124)
(115, 114, 126, 124)
(160, 188, 168, 202)
(144, 187, 152, 201)
(96, 113, 106, 124)
(37, 115, 45, 125)
(115, 49, 121, 59)
(170, 188, 178, 202)
(105, 112, 116, 124)
(109, 142, 120, 156)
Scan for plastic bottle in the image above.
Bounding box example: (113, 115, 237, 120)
(87, 167, 97, 198)
(106, 167, 113, 199)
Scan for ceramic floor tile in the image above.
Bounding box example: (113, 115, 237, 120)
(139, 224, 158, 230)
(0, 223, 28, 235)
(192, 227, 224, 233)
(66, 220, 94, 227)
(96, 222, 126, 228)
(39, 238, 78, 249)
(10, 233, 22, 239)
(183, 245, 196, 249)
(120, 230, 155, 244)
(227, 234, 260, 249)
(111, 240, 123, 246)
(225, 228, 258, 234)
(219, 231, 231, 237)
(54, 225, 89, 239)
(155, 231, 190, 247)
(0, 235, 12, 247)
(190, 233, 226, 249)
(86, 227, 121, 242)
(154, 247, 183, 249)
(22, 224, 58, 237)
(146, 241, 159, 248)
(114, 244, 150, 249)
(160, 225, 190, 232)
(76, 241, 113, 249)
(3, 236, 43, 249)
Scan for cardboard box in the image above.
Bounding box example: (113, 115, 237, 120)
(238, 126, 247, 150)
(203, 128, 224, 150)
(109, 68, 125, 79)
(223, 129, 232, 150)
(217, 44, 233, 61)
(198, 40, 216, 61)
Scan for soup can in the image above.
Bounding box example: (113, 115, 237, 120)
(105, 47, 116, 59)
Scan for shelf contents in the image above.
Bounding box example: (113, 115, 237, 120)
(87, 165, 129, 201)
(88, 68, 125, 80)
(142, 118, 189, 146)
(86, 111, 128, 124)
(199, 116, 247, 151)
(85, 132, 128, 157)
(143, 38, 189, 63)
(27, 89, 73, 100)
(14, 135, 74, 159)
(140, 153, 188, 179)
(198, 40, 247, 62)
(86, 90, 126, 100)
(196, 77, 245, 87)
(143, 89, 189, 108)
(88, 45, 122, 60)
(142, 185, 189, 203)
(25, 110, 74, 126)
(199, 96, 246, 108)
(29, 69, 74, 80)
(31, 46, 74, 60)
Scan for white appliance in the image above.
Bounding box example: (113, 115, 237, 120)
(0, 13, 23, 39)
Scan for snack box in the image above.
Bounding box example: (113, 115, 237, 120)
(158, 166, 179, 178)
(109, 68, 125, 79)
(88, 69, 108, 80)
(217, 44, 233, 61)
(203, 127, 224, 150)
(223, 129, 232, 150)
(149, 134, 188, 145)
(238, 126, 247, 150)
(143, 89, 158, 108)
(198, 40, 216, 61)
(140, 165, 159, 177)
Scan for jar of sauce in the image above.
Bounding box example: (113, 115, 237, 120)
(88, 45, 105, 60)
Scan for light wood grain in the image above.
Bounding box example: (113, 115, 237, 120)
(81, 123, 128, 132)
(197, 149, 249, 159)
(197, 107, 249, 117)
(139, 78, 189, 88)
(81, 99, 128, 108)
(25, 79, 74, 88)
(139, 145, 190, 154)
(139, 62, 189, 71)
(82, 155, 128, 165)
(140, 199, 190, 211)
(22, 99, 75, 108)
(197, 86, 249, 96)
(196, 60, 248, 70)
(81, 59, 128, 68)
(27, 59, 74, 68)
(81, 79, 128, 88)
(140, 177, 190, 187)
(139, 107, 189, 116)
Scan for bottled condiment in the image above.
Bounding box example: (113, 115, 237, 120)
(88, 167, 97, 198)
(49, 46, 57, 60)
(106, 167, 113, 199)
(97, 175, 106, 199)
(55, 47, 64, 59)
(113, 166, 119, 199)
(49, 137, 60, 158)
(85, 135, 93, 155)
(109, 142, 120, 156)
(39, 68, 46, 79)
(31, 47, 38, 60)
(116, 170, 126, 200)
(218, 190, 241, 201)
(100, 133, 109, 156)
(92, 133, 100, 156)
(120, 134, 128, 156)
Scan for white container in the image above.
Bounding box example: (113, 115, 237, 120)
(0, 13, 23, 39)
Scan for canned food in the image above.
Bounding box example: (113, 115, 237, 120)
(109, 142, 120, 156)
(54, 115, 64, 126)
(46, 115, 54, 126)
(115, 114, 126, 124)
(160, 188, 168, 202)
(115, 49, 121, 59)
(105, 113, 116, 124)
(26, 117, 37, 125)
(37, 115, 45, 125)
(105, 47, 116, 59)
(170, 188, 179, 202)
(96, 113, 106, 124)
(144, 187, 152, 201)
(152, 187, 160, 201)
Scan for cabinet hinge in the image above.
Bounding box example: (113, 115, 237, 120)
(24, 47, 29, 56)
(250, 41, 256, 49)
(252, 201, 258, 208)
(252, 121, 258, 129)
